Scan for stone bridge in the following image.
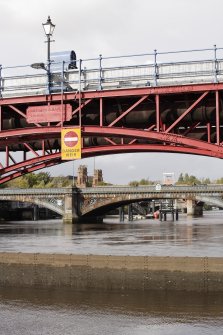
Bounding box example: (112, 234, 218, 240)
(0, 185, 223, 223)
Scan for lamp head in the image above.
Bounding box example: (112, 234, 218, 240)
(42, 16, 55, 37)
(31, 62, 46, 70)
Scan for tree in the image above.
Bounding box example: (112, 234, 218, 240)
(215, 177, 223, 184)
(129, 181, 139, 187)
(36, 172, 51, 185)
(177, 173, 184, 184)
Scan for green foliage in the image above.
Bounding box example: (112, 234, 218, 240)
(215, 177, 223, 184)
(176, 173, 212, 185)
(129, 174, 217, 187)
(129, 179, 156, 186)
(4, 171, 223, 190)
(7, 177, 29, 188)
(46, 176, 72, 188)
(5, 172, 52, 189)
(129, 181, 139, 187)
(139, 178, 155, 185)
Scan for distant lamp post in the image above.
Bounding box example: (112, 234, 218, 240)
(42, 16, 55, 93)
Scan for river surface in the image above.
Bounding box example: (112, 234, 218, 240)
(1, 211, 223, 334)
(0, 211, 223, 256)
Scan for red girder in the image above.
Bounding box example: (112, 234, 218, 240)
(1, 82, 223, 105)
(0, 126, 222, 154)
(0, 81, 223, 184)
(0, 125, 223, 184)
(1, 143, 222, 184)
(82, 126, 223, 155)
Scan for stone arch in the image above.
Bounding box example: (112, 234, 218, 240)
(0, 195, 64, 216)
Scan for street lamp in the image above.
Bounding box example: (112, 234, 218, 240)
(42, 16, 55, 93)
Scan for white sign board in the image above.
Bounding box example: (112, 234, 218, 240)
(155, 183, 162, 191)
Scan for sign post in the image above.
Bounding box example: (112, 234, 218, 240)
(61, 128, 81, 160)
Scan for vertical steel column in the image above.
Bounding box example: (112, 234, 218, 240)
(100, 97, 103, 126)
(42, 140, 45, 156)
(6, 146, 9, 167)
(156, 94, 160, 132)
(23, 151, 27, 162)
(207, 122, 211, 143)
(216, 90, 220, 145)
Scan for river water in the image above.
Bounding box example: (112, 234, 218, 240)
(1, 211, 223, 334)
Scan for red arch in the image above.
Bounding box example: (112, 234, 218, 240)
(0, 126, 222, 184)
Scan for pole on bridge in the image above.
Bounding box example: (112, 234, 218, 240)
(42, 16, 55, 94)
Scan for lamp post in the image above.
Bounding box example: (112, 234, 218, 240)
(42, 16, 55, 94)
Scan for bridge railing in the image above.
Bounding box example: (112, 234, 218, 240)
(0, 185, 222, 196)
(1, 46, 223, 98)
(80, 184, 223, 194)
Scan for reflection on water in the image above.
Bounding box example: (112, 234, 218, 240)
(0, 211, 223, 256)
(1, 287, 223, 335)
(1, 212, 223, 334)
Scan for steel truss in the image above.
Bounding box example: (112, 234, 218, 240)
(0, 83, 223, 184)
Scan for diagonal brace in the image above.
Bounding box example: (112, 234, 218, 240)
(165, 91, 209, 133)
(108, 95, 149, 127)
(9, 105, 41, 127)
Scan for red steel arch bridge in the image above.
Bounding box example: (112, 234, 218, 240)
(1, 46, 223, 184)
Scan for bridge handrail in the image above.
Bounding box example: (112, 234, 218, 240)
(1, 46, 223, 97)
(79, 184, 223, 194)
(0, 185, 222, 196)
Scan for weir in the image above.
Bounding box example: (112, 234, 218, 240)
(0, 252, 223, 292)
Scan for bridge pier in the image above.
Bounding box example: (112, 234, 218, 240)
(186, 199, 203, 216)
(119, 206, 125, 222)
(63, 192, 79, 224)
(128, 204, 133, 221)
(33, 205, 39, 221)
(186, 199, 195, 215)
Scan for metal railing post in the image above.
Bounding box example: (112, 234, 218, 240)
(61, 60, 65, 94)
(79, 59, 82, 92)
(99, 54, 103, 90)
(154, 49, 158, 86)
(214, 44, 218, 83)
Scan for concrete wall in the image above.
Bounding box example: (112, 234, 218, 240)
(0, 253, 223, 292)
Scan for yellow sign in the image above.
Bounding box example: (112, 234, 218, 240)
(61, 128, 81, 160)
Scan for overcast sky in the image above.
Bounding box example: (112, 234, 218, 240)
(1, 0, 223, 184)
